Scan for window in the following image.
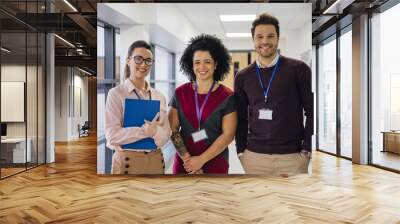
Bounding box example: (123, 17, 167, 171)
(97, 26, 105, 139)
(151, 45, 175, 102)
(339, 28, 352, 158)
(317, 36, 337, 155)
(96, 24, 119, 174)
(371, 3, 400, 171)
(175, 52, 189, 88)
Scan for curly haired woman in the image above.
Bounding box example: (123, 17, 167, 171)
(168, 34, 237, 174)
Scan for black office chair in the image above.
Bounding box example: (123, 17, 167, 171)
(79, 121, 90, 138)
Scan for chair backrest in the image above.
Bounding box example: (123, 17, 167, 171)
(82, 121, 90, 129)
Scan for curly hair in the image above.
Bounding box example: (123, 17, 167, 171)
(180, 34, 231, 82)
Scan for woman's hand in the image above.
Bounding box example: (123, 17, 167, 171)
(142, 122, 157, 137)
(192, 169, 204, 174)
(183, 155, 206, 174)
(143, 112, 160, 137)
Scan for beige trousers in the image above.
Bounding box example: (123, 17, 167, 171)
(111, 150, 164, 175)
(240, 149, 309, 176)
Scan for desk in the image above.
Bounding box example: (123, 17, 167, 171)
(382, 131, 400, 154)
(1, 138, 31, 163)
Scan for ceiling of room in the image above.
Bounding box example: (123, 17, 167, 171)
(175, 3, 310, 41)
(0, 0, 392, 76)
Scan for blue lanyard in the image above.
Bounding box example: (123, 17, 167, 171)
(255, 57, 280, 104)
(194, 81, 215, 130)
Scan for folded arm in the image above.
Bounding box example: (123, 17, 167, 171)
(184, 112, 237, 173)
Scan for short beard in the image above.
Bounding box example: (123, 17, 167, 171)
(258, 46, 277, 59)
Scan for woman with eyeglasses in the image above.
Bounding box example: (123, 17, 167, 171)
(168, 34, 237, 174)
(105, 40, 171, 174)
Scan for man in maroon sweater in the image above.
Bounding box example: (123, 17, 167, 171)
(234, 13, 313, 176)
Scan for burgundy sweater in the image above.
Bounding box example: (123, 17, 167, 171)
(234, 56, 313, 154)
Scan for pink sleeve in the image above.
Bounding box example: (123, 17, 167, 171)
(105, 89, 149, 149)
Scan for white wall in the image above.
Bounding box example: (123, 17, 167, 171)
(55, 66, 68, 141)
(54, 67, 89, 141)
(154, 4, 199, 48)
(281, 25, 312, 64)
(1, 65, 26, 140)
(1, 65, 33, 137)
(1, 65, 26, 81)
(73, 73, 89, 137)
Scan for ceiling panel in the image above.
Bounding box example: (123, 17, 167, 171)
(174, 3, 311, 44)
(176, 3, 310, 34)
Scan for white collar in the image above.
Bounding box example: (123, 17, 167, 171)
(256, 53, 280, 68)
(124, 78, 151, 94)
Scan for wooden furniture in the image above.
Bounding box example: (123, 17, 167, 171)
(382, 131, 400, 154)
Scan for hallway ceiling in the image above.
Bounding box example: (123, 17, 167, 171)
(0, 0, 392, 76)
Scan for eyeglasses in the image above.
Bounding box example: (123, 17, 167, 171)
(130, 56, 153, 66)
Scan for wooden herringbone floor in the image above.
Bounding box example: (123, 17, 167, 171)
(1, 135, 400, 224)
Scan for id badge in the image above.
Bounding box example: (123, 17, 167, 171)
(259, 108, 273, 120)
(192, 129, 208, 143)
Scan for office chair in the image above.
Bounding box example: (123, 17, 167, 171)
(79, 121, 90, 138)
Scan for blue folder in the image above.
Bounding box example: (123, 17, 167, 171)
(121, 98, 160, 150)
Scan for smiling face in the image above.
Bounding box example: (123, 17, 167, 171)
(127, 47, 153, 80)
(192, 50, 217, 82)
(253, 24, 279, 59)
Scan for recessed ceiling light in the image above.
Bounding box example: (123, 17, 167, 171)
(54, 34, 75, 48)
(78, 67, 92, 76)
(63, 0, 78, 12)
(220, 15, 256, 22)
(226, 33, 252, 38)
(1, 47, 11, 53)
(322, 0, 352, 14)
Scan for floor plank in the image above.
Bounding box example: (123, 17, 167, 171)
(1, 135, 400, 223)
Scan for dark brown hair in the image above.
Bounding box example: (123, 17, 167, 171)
(124, 40, 153, 79)
(251, 13, 280, 38)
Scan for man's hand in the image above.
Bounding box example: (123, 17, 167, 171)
(300, 150, 311, 159)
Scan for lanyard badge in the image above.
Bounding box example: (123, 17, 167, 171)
(256, 57, 280, 120)
(191, 81, 215, 142)
(133, 89, 152, 100)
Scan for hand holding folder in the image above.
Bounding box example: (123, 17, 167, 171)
(143, 112, 160, 137)
(121, 98, 160, 150)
